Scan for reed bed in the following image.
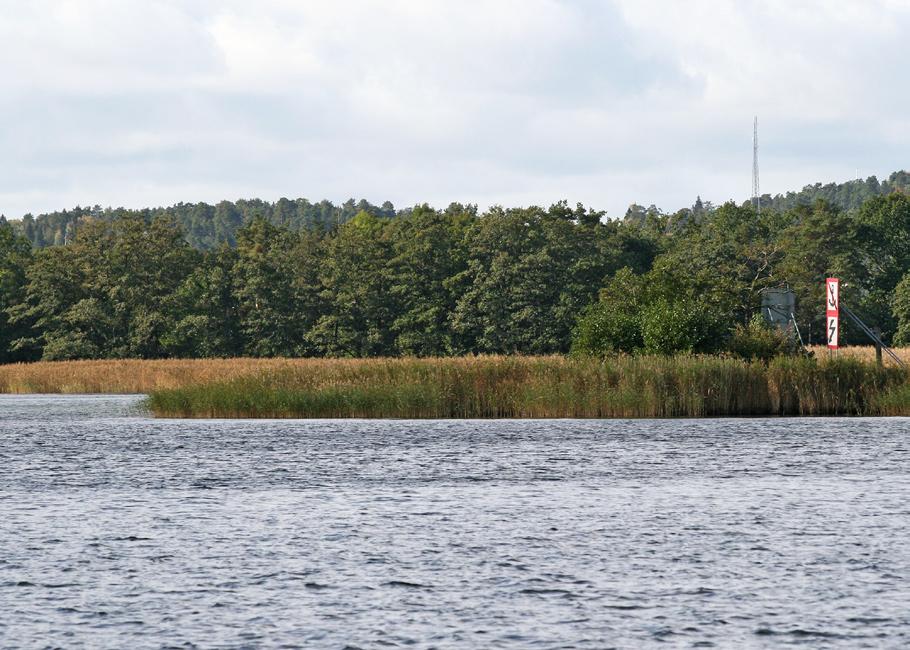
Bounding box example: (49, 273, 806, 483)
(4, 354, 909, 418)
(143, 354, 910, 419)
(0, 358, 312, 394)
(806, 345, 910, 366)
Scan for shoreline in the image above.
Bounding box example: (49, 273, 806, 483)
(5, 393, 910, 420)
(3, 353, 909, 419)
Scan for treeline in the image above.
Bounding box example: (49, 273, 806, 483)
(762, 170, 910, 214)
(9, 198, 396, 250)
(9, 170, 910, 254)
(0, 203, 655, 361)
(3, 190, 910, 363)
(623, 170, 910, 230)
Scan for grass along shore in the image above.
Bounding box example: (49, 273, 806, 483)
(1, 346, 907, 394)
(0, 358, 296, 394)
(146, 354, 907, 418)
(2, 352, 909, 418)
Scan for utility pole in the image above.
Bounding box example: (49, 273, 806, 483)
(752, 116, 760, 215)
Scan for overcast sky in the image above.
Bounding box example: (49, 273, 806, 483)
(1, 0, 908, 219)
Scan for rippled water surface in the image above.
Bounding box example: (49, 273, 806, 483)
(2, 395, 910, 648)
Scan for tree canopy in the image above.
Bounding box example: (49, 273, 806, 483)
(3, 177, 910, 361)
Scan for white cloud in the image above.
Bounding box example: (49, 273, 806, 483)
(0, 0, 908, 219)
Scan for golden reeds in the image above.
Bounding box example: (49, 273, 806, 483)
(4, 353, 909, 418)
(0, 358, 294, 394)
(806, 345, 910, 366)
(146, 354, 910, 418)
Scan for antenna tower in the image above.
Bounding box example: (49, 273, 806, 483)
(752, 116, 760, 214)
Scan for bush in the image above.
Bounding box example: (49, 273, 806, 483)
(572, 267, 733, 356)
(640, 298, 725, 355)
(727, 315, 797, 361)
(572, 303, 642, 354)
(892, 272, 910, 346)
(571, 268, 645, 354)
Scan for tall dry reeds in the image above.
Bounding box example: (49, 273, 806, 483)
(0, 358, 300, 394)
(143, 354, 910, 418)
(806, 345, 910, 366)
(4, 354, 909, 418)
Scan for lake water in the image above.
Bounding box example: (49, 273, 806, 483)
(2, 395, 910, 648)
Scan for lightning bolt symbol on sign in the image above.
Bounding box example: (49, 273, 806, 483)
(826, 278, 840, 349)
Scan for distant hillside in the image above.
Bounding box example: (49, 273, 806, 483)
(623, 170, 910, 229)
(8, 170, 910, 250)
(759, 170, 910, 213)
(8, 198, 397, 250)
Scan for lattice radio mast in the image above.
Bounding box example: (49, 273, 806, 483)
(752, 116, 760, 214)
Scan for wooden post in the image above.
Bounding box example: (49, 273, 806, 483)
(874, 326, 883, 367)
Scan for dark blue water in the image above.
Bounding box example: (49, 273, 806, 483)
(2, 395, 910, 648)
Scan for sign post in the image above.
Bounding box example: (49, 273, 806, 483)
(826, 278, 839, 350)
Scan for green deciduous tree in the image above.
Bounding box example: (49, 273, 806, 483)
(571, 268, 646, 354)
(163, 246, 242, 357)
(12, 216, 197, 359)
(0, 219, 34, 362)
(233, 217, 317, 357)
(451, 203, 651, 354)
(891, 272, 910, 346)
(308, 211, 398, 357)
(387, 204, 472, 356)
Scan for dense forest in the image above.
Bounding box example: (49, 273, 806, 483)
(2, 172, 910, 363)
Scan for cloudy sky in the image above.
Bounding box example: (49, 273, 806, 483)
(1, 0, 908, 219)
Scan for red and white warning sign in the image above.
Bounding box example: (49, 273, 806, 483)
(826, 277, 839, 349)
